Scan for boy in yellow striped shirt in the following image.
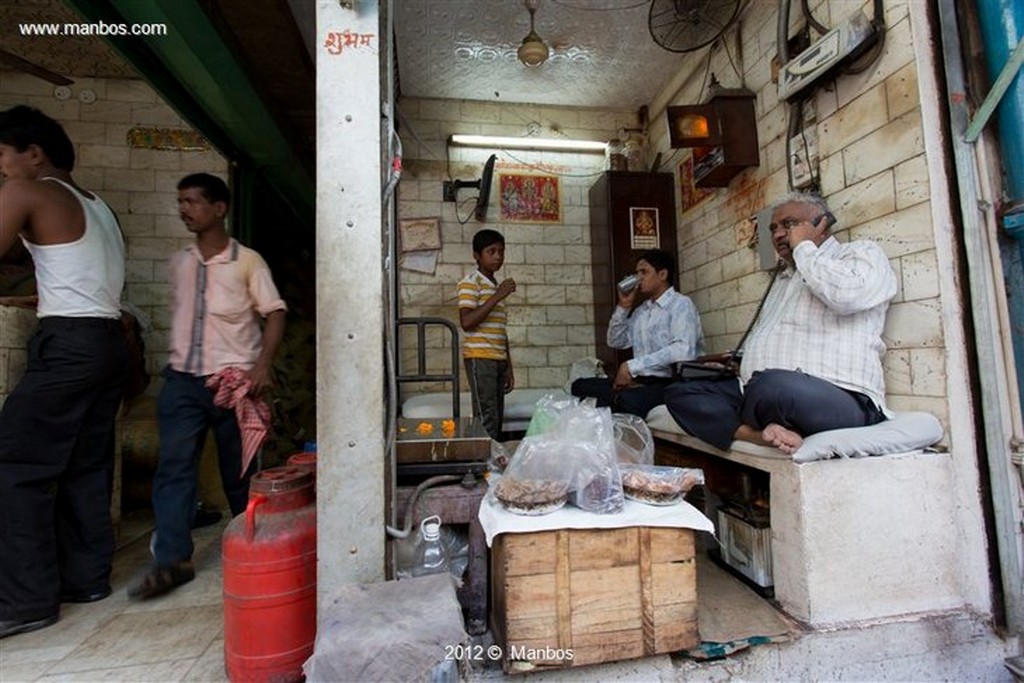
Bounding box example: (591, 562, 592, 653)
(457, 229, 515, 440)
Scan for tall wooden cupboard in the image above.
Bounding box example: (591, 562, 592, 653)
(588, 171, 678, 370)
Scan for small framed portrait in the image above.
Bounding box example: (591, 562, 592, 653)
(629, 207, 660, 250)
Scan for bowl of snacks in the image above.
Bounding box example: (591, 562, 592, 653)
(619, 465, 703, 506)
(494, 477, 570, 516)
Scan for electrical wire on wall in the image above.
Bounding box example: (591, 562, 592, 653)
(653, 147, 683, 172)
(383, 127, 402, 459)
(453, 193, 480, 226)
(778, 0, 886, 192)
(800, 0, 829, 36)
(382, 0, 404, 548)
(499, 147, 608, 178)
(548, 0, 649, 10)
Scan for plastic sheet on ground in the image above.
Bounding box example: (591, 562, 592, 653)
(304, 573, 467, 682)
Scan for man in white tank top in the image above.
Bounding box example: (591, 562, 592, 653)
(0, 106, 128, 638)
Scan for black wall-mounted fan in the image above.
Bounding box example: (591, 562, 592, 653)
(648, 0, 740, 53)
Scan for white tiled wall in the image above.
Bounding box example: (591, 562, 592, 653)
(0, 72, 229, 378)
(397, 98, 638, 391)
(646, 0, 948, 426)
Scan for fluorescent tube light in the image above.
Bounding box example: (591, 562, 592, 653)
(448, 134, 608, 153)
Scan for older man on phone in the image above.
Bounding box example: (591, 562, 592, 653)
(664, 192, 897, 454)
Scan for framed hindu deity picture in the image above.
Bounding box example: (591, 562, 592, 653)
(498, 173, 561, 223)
(629, 207, 660, 250)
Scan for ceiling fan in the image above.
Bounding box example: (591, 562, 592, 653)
(0, 48, 74, 85)
(648, 0, 740, 53)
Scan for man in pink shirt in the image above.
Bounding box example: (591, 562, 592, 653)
(129, 173, 286, 600)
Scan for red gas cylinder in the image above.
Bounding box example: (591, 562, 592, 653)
(285, 452, 316, 490)
(223, 466, 317, 683)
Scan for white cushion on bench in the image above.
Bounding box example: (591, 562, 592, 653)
(791, 411, 944, 462)
(645, 405, 943, 462)
(401, 388, 570, 432)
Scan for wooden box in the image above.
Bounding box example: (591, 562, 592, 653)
(491, 526, 698, 672)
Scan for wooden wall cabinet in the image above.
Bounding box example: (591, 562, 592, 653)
(588, 171, 678, 370)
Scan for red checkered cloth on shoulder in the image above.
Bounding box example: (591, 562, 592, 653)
(205, 367, 271, 476)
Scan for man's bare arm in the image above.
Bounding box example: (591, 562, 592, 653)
(0, 180, 33, 258)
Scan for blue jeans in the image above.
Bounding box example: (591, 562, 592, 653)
(151, 368, 254, 567)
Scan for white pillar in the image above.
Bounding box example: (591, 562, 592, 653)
(316, 0, 385, 599)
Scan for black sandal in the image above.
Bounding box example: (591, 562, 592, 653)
(127, 562, 195, 601)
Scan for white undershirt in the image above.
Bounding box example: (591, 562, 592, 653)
(20, 177, 125, 319)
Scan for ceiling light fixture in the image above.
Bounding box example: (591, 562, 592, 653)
(449, 134, 607, 153)
(517, 0, 550, 67)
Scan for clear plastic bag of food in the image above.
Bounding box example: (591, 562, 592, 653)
(544, 400, 622, 514)
(487, 436, 573, 515)
(619, 464, 704, 506)
(524, 392, 579, 437)
(613, 413, 654, 465)
(490, 400, 623, 515)
(564, 440, 624, 514)
(488, 440, 512, 473)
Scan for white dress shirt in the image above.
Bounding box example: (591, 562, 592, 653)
(739, 236, 897, 411)
(607, 287, 704, 378)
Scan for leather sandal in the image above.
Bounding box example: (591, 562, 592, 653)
(127, 562, 195, 601)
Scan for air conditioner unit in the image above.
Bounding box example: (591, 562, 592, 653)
(778, 9, 879, 101)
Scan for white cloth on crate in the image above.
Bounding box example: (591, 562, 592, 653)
(478, 493, 714, 546)
(739, 236, 897, 413)
(607, 287, 704, 378)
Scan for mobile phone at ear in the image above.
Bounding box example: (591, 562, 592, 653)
(814, 212, 836, 229)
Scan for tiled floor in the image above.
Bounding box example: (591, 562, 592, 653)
(0, 514, 230, 683)
(1, 512, 791, 683)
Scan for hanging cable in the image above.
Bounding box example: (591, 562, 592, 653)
(720, 34, 743, 85)
(800, 0, 829, 36)
(549, 0, 649, 10)
(653, 147, 684, 172)
(796, 99, 820, 193)
(841, 0, 887, 75)
(784, 99, 802, 191)
(453, 193, 479, 226)
(777, 0, 792, 64)
(697, 46, 714, 101)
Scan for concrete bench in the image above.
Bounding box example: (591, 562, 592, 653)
(645, 405, 957, 627)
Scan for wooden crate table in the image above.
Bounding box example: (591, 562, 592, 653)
(480, 498, 714, 672)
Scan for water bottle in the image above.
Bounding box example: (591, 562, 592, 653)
(412, 515, 450, 577)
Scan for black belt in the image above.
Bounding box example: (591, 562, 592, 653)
(634, 375, 673, 386)
(39, 316, 121, 330)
